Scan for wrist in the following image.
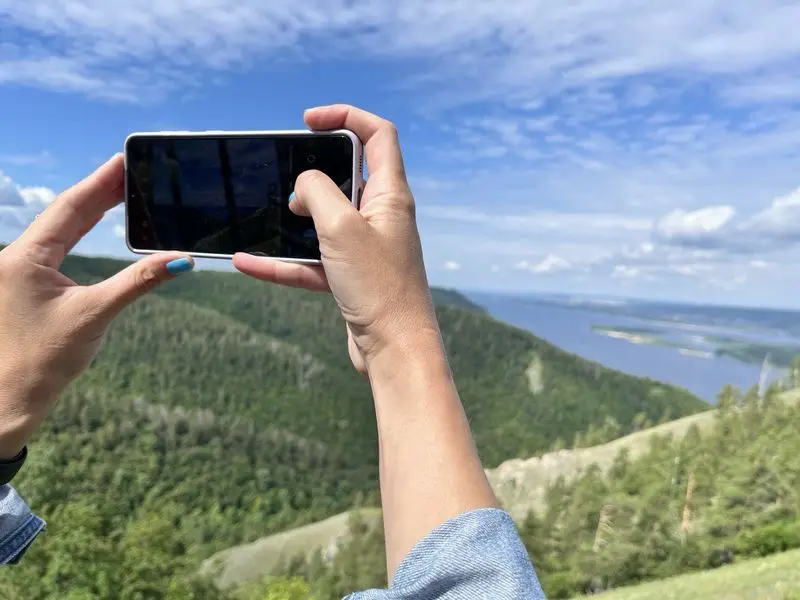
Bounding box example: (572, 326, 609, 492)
(365, 323, 451, 386)
(0, 376, 46, 461)
(0, 418, 32, 462)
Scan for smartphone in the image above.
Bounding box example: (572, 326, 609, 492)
(124, 129, 364, 263)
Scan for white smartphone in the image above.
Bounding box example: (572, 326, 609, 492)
(124, 129, 364, 264)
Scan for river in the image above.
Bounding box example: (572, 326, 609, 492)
(469, 293, 788, 403)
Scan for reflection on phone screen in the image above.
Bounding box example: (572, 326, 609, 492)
(126, 134, 354, 259)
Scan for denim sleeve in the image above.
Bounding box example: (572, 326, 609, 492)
(0, 485, 45, 565)
(345, 508, 547, 600)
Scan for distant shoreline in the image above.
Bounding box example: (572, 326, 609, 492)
(590, 324, 798, 367)
(591, 325, 712, 360)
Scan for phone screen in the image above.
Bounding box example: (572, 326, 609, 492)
(125, 133, 355, 260)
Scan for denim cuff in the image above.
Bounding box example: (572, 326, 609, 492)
(346, 507, 546, 599)
(0, 485, 46, 565)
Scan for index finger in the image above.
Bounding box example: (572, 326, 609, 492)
(19, 154, 124, 267)
(304, 104, 407, 181)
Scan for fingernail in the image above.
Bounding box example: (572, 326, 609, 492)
(166, 257, 194, 275)
(288, 191, 296, 204)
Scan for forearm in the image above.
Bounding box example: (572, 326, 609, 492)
(367, 328, 498, 580)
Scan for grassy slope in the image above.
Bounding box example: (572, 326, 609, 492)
(488, 388, 800, 519)
(201, 509, 383, 590)
(580, 549, 800, 600)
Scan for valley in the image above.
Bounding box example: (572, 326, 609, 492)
(0, 253, 704, 599)
(3, 253, 799, 600)
(204, 389, 800, 597)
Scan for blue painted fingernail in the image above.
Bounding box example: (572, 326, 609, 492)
(288, 191, 296, 204)
(166, 257, 193, 275)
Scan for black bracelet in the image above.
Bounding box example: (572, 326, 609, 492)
(0, 446, 27, 486)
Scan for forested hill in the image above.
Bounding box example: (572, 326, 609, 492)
(429, 287, 487, 313)
(0, 251, 706, 599)
(62, 252, 704, 467)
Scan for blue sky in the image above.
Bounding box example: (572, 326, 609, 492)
(2, 2, 800, 308)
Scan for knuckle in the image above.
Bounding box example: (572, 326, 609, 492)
(134, 266, 160, 291)
(397, 191, 416, 214)
(381, 119, 398, 139)
(327, 212, 356, 237)
(295, 169, 327, 190)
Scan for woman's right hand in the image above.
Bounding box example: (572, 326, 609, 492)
(233, 105, 441, 375)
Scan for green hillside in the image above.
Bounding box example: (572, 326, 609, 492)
(202, 509, 383, 590)
(580, 548, 800, 600)
(0, 252, 705, 599)
(429, 287, 487, 313)
(61, 252, 704, 466)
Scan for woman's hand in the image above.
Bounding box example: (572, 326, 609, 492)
(233, 105, 441, 376)
(0, 154, 194, 460)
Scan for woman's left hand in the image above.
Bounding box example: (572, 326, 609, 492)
(0, 154, 193, 460)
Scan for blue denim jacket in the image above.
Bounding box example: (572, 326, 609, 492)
(1, 486, 545, 599)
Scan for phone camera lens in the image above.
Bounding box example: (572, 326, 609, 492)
(306, 154, 316, 164)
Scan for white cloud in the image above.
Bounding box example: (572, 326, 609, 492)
(612, 265, 641, 280)
(0, 172, 27, 208)
(113, 224, 126, 238)
(744, 187, 800, 239)
(0, 169, 56, 239)
(516, 254, 572, 275)
(0, 171, 54, 209)
(19, 187, 56, 205)
(643, 187, 800, 255)
(655, 206, 737, 242)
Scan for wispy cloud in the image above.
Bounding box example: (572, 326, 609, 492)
(3, 1, 800, 108)
(3, 1, 800, 305)
(0, 150, 54, 167)
(516, 255, 573, 275)
(418, 206, 652, 236)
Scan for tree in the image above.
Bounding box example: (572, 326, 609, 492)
(789, 354, 800, 389)
(235, 577, 313, 600)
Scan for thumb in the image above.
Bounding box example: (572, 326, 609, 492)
(85, 253, 194, 321)
(291, 170, 361, 239)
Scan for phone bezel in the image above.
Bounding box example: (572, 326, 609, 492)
(123, 129, 364, 264)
